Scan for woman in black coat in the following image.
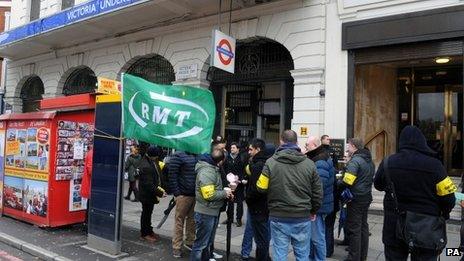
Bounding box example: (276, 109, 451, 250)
(138, 143, 166, 242)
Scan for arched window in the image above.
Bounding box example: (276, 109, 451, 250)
(21, 76, 44, 113)
(126, 55, 175, 84)
(62, 67, 97, 95)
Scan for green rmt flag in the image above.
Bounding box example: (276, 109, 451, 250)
(122, 74, 216, 154)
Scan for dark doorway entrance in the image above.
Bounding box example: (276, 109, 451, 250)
(398, 64, 463, 175)
(208, 38, 294, 144)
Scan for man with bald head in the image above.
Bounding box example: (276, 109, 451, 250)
(306, 136, 335, 260)
(257, 130, 323, 260)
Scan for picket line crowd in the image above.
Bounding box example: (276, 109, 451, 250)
(120, 126, 459, 261)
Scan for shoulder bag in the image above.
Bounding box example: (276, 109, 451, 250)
(383, 156, 447, 253)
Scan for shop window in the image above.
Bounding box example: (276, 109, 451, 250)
(62, 67, 97, 96)
(126, 55, 175, 85)
(61, 0, 74, 10)
(30, 0, 41, 21)
(21, 76, 44, 113)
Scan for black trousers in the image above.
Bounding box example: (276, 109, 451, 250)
(126, 180, 139, 198)
(225, 200, 243, 221)
(325, 211, 336, 257)
(384, 244, 439, 261)
(140, 202, 154, 237)
(346, 199, 371, 261)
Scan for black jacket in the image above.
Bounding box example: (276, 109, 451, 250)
(168, 151, 198, 197)
(374, 126, 456, 245)
(342, 148, 375, 201)
(245, 150, 269, 216)
(224, 153, 245, 200)
(138, 155, 165, 205)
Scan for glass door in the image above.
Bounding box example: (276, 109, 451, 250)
(415, 85, 463, 175)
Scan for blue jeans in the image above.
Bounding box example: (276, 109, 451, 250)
(310, 214, 326, 261)
(270, 219, 311, 261)
(241, 210, 254, 258)
(250, 214, 271, 261)
(190, 212, 218, 261)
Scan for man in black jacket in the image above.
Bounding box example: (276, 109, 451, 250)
(223, 142, 245, 227)
(374, 126, 456, 261)
(246, 138, 271, 261)
(341, 138, 375, 261)
(168, 151, 198, 258)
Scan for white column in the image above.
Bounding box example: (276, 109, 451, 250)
(291, 68, 325, 148)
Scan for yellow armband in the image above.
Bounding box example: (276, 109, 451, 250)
(436, 177, 457, 196)
(200, 185, 215, 199)
(245, 165, 251, 176)
(257, 174, 269, 190)
(343, 172, 357, 186)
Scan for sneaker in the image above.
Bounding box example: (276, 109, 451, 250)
(213, 252, 223, 259)
(221, 220, 228, 225)
(172, 249, 182, 258)
(184, 244, 193, 251)
(124, 196, 130, 200)
(236, 220, 242, 227)
(209, 259, 216, 261)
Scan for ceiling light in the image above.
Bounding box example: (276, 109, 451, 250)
(435, 57, 450, 64)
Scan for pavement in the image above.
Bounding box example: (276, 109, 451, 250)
(0, 181, 461, 260)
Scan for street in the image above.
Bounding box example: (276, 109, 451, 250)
(0, 241, 37, 261)
(0, 189, 461, 261)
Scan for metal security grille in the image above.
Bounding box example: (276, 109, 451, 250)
(21, 76, 44, 112)
(126, 55, 175, 85)
(63, 67, 98, 95)
(208, 40, 294, 84)
(354, 40, 463, 65)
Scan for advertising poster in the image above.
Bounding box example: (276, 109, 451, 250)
(55, 120, 94, 211)
(4, 120, 51, 218)
(69, 178, 84, 211)
(23, 179, 47, 217)
(4, 176, 24, 211)
(0, 122, 6, 213)
(5, 120, 50, 181)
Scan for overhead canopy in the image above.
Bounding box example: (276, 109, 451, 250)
(0, 0, 273, 59)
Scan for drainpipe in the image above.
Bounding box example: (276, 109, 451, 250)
(0, 11, 10, 114)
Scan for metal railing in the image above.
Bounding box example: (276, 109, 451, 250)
(365, 129, 388, 159)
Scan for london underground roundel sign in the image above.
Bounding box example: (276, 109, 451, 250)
(211, 29, 236, 74)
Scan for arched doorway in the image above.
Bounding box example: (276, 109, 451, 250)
(62, 66, 97, 95)
(125, 55, 175, 84)
(208, 38, 294, 144)
(21, 76, 44, 113)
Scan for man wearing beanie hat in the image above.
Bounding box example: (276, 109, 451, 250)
(138, 142, 166, 242)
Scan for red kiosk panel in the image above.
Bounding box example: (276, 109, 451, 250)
(1, 94, 95, 227)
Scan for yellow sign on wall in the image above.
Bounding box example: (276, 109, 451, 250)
(300, 127, 308, 136)
(6, 141, 20, 155)
(97, 77, 121, 95)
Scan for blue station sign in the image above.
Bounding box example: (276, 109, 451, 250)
(0, 0, 148, 47)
